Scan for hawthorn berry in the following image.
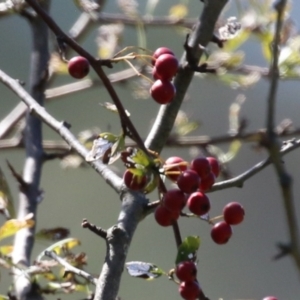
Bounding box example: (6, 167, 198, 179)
(68, 56, 89, 79)
(178, 280, 201, 300)
(150, 79, 175, 104)
(123, 169, 148, 191)
(155, 53, 178, 80)
(211, 221, 232, 244)
(163, 189, 186, 212)
(262, 297, 278, 300)
(199, 172, 215, 192)
(187, 192, 210, 216)
(164, 156, 187, 182)
(223, 202, 245, 225)
(154, 205, 180, 227)
(175, 261, 197, 282)
(152, 47, 174, 65)
(207, 156, 220, 178)
(177, 170, 201, 194)
(190, 156, 211, 179)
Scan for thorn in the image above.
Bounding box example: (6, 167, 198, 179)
(273, 242, 292, 260)
(6, 160, 28, 192)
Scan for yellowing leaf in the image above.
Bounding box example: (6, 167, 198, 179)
(49, 53, 68, 74)
(36, 238, 81, 262)
(0, 215, 35, 241)
(169, 4, 188, 19)
(0, 245, 13, 255)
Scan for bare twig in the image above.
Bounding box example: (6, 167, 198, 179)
(210, 138, 300, 192)
(0, 69, 123, 192)
(44, 250, 97, 285)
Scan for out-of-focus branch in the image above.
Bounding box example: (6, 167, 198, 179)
(11, 1, 50, 299)
(145, 0, 229, 153)
(264, 0, 300, 274)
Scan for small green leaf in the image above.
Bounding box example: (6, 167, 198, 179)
(130, 148, 152, 168)
(175, 236, 201, 265)
(126, 261, 165, 280)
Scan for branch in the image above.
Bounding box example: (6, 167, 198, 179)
(0, 69, 123, 193)
(264, 0, 300, 275)
(44, 250, 97, 285)
(11, 2, 50, 299)
(210, 138, 300, 192)
(145, 0, 229, 153)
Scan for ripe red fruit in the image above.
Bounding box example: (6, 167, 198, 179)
(223, 202, 245, 225)
(152, 47, 174, 65)
(175, 261, 197, 282)
(262, 297, 278, 300)
(178, 280, 201, 300)
(123, 169, 148, 191)
(155, 53, 178, 80)
(207, 156, 220, 178)
(177, 170, 201, 194)
(211, 221, 232, 244)
(154, 205, 180, 227)
(187, 192, 210, 216)
(150, 79, 175, 104)
(164, 156, 187, 182)
(163, 189, 186, 212)
(190, 156, 211, 179)
(68, 56, 89, 79)
(199, 172, 215, 192)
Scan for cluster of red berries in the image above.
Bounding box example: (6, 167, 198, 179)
(154, 155, 218, 225)
(175, 261, 201, 300)
(68, 56, 90, 79)
(154, 155, 245, 245)
(150, 47, 178, 104)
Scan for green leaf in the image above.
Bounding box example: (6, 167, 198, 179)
(126, 261, 165, 280)
(175, 236, 201, 265)
(130, 148, 152, 168)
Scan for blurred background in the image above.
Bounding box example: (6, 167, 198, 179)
(0, 1, 300, 299)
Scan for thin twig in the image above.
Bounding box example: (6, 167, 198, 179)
(211, 138, 300, 192)
(44, 250, 97, 285)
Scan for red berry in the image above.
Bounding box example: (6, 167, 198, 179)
(68, 56, 89, 79)
(123, 169, 148, 191)
(211, 221, 232, 244)
(190, 157, 211, 179)
(262, 297, 278, 300)
(152, 47, 174, 65)
(177, 170, 201, 194)
(223, 202, 245, 225)
(154, 205, 180, 227)
(155, 53, 178, 80)
(187, 192, 210, 216)
(164, 156, 187, 182)
(175, 261, 197, 282)
(163, 189, 186, 212)
(199, 172, 215, 192)
(150, 79, 175, 104)
(207, 156, 220, 178)
(178, 280, 201, 300)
